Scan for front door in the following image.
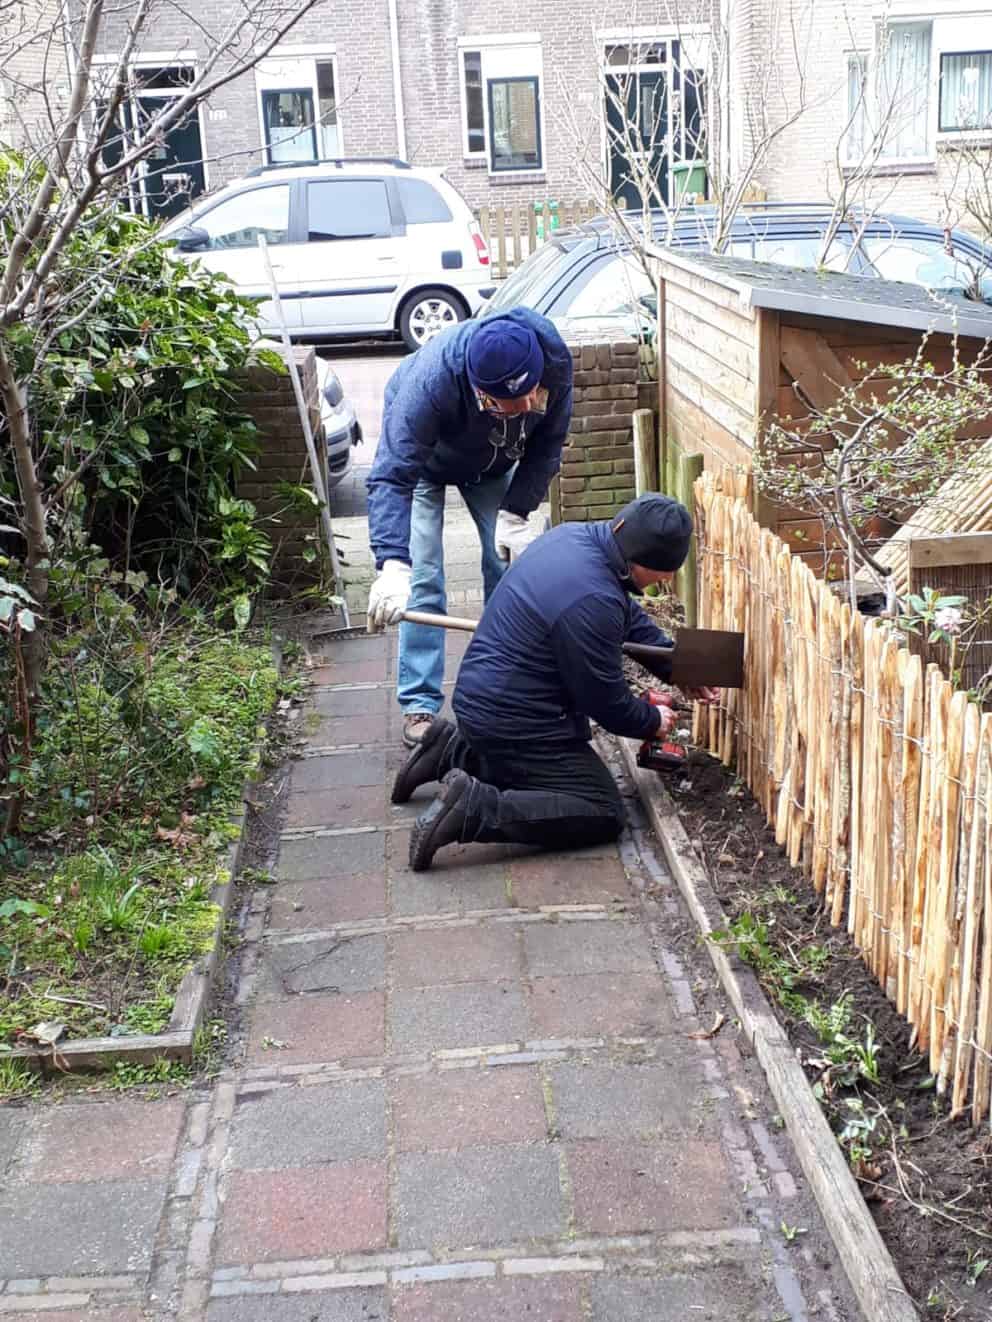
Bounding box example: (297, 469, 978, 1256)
(135, 94, 206, 220)
(606, 68, 670, 210)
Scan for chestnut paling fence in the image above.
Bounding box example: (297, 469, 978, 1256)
(692, 469, 992, 1126)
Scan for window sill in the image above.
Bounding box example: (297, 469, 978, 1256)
(841, 159, 937, 178)
(938, 136, 992, 152)
(462, 156, 488, 169)
(488, 171, 547, 184)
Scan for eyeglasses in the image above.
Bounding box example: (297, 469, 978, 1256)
(472, 385, 548, 417)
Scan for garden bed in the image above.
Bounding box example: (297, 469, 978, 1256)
(0, 626, 279, 1087)
(664, 747, 992, 1320)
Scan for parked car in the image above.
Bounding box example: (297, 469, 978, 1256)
(481, 204, 992, 339)
(317, 358, 362, 489)
(161, 159, 496, 350)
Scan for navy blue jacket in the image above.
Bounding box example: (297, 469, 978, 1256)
(366, 308, 573, 569)
(453, 521, 674, 744)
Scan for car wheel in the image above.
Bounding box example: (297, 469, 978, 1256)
(399, 288, 467, 350)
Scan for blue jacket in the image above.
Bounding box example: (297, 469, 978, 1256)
(366, 308, 573, 568)
(453, 520, 674, 745)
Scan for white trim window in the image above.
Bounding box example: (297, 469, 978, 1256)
(844, 51, 869, 164)
(940, 49, 992, 132)
(458, 37, 544, 174)
(876, 20, 932, 160)
(256, 51, 341, 164)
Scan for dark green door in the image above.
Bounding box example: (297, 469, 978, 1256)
(135, 95, 206, 220)
(606, 69, 669, 210)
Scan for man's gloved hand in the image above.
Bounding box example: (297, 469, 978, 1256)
(495, 510, 541, 562)
(367, 560, 412, 632)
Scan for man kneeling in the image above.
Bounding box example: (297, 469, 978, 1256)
(391, 493, 718, 871)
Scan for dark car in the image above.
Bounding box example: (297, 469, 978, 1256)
(316, 359, 362, 489)
(481, 204, 992, 339)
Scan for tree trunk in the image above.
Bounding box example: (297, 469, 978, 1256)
(0, 340, 48, 697)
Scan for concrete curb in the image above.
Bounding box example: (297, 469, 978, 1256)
(10, 640, 282, 1075)
(618, 737, 920, 1322)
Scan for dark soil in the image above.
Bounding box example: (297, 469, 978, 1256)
(662, 747, 992, 1320)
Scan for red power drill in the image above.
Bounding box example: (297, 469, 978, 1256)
(636, 690, 690, 774)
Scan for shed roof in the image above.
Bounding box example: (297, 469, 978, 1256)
(646, 244, 992, 340)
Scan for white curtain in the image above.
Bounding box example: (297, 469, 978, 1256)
(846, 53, 868, 161)
(940, 51, 992, 131)
(878, 22, 931, 158)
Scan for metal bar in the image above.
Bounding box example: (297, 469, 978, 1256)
(401, 609, 478, 632)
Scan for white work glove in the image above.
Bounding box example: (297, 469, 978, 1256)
(494, 510, 541, 562)
(367, 559, 412, 632)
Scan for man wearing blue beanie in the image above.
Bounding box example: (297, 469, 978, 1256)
(366, 308, 573, 749)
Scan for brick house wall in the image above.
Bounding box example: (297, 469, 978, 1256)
(2, 0, 70, 155)
(551, 338, 640, 525)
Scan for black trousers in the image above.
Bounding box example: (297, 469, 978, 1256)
(437, 724, 624, 850)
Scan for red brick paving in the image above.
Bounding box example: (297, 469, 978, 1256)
(567, 1138, 740, 1234)
(390, 925, 523, 988)
(24, 1100, 185, 1183)
(391, 1067, 547, 1151)
(217, 1163, 388, 1263)
(247, 991, 385, 1064)
(267, 875, 387, 931)
(509, 854, 632, 907)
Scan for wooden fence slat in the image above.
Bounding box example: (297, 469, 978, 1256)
(972, 714, 992, 1124)
(511, 204, 521, 270)
(895, 652, 923, 1014)
(495, 206, 507, 280)
(952, 710, 988, 1113)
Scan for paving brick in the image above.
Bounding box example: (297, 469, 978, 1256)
(0, 1313, 144, 1322)
(0, 1180, 166, 1276)
(389, 983, 528, 1054)
(567, 1139, 740, 1234)
(588, 1266, 769, 1321)
(392, 1276, 583, 1321)
(268, 875, 387, 931)
(509, 855, 631, 907)
(310, 713, 388, 745)
(285, 786, 390, 830)
(290, 750, 387, 792)
(0, 1109, 23, 1174)
(390, 870, 510, 917)
(312, 688, 389, 718)
(391, 926, 522, 988)
(278, 831, 385, 881)
(523, 921, 656, 979)
(229, 1080, 386, 1169)
(248, 992, 385, 1064)
(528, 973, 674, 1039)
(391, 1067, 546, 1151)
(217, 1164, 387, 1263)
(23, 1099, 185, 1184)
(257, 934, 386, 999)
(550, 1061, 710, 1139)
(208, 1291, 388, 1322)
(394, 1146, 563, 1249)
(310, 657, 388, 684)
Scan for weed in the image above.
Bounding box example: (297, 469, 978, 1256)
(780, 1221, 808, 1243)
(0, 1055, 39, 1099)
(966, 1251, 989, 1287)
(139, 925, 176, 958)
(110, 1057, 191, 1090)
(804, 995, 881, 1088)
(192, 1017, 227, 1075)
(711, 912, 805, 998)
(123, 991, 175, 1035)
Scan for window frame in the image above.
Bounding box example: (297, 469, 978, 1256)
(487, 74, 543, 174)
(192, 180, 293, 250)
(843, 50, 869, 165)
(938, 47, 992, 134)
(460, 49, 486, 159)
(874, 19, 935, 166)
(457, 35, 545, 176)
(255, 49, 343, 166)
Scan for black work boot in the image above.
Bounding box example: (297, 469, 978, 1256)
(391, 717, 455, 805)
(409, 770, 473, 872)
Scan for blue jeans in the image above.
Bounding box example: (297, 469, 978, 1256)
(397, 473, 512, 714)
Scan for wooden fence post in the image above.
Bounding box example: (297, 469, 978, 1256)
(511, 205, 521, 270)
(495, 206, 507, 279)
(632, 409, 656, 497)
(677, 452, 704, 626)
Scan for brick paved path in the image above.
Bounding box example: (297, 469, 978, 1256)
(0, 621, 859, 1321)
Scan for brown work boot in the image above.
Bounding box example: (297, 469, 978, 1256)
(402, 712, 435, 749)
(392, 718, 455, 804)
(409, 770, 472, 872)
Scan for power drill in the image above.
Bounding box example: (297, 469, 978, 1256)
(636, 689, 689, 774)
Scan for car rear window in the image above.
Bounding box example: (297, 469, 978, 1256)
(397, 176, 452, 224)
(307, 179, 391, 240)
(486, 240, 576, 312)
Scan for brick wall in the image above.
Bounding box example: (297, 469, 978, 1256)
(551, 338, 640, 525)
(235, 344, 325, 585)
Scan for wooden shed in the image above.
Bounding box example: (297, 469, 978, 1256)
(646, 245, 992, 569)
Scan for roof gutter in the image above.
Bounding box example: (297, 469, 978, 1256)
(387, 0, 407, 161)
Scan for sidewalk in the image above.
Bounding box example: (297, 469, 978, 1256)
(0, 621, 858, 1321)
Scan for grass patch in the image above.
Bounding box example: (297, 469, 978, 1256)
(1, 625, 277, 1047)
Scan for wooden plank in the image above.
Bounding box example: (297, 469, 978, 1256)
(655, 257, 755, 321)
(619, 742, 919, 1322)
(909, 532, 992, 569)
(662, 273, 756, 346)
(496, 206, 507, 279)
(677, 453, 704, 626)
(753, 307, 781, 531)
(667, 390, 748, 473)
(665, 301, 755, 381)
(511, 205, 521, 269)
(779, 326, 856, 413)
(657, 274, 668, 485)
(780, 310, 923, 347)
(633, 409, 656, 496)
(666, 335, 755, 436)
(527, 205, 537, 257)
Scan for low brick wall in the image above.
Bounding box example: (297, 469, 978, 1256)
(551, 338, 641, 524)
(235, 344, 325, 584)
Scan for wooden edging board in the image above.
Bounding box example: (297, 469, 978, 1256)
(618, 737, 919, 1322)
(9, 640, 281, 1074)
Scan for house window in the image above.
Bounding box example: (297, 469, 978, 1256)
(257, 52, 341, 165)
(459, 40, 544, 172)
(845, 52, 868, 162)
(940, 50, 992, 131)
(877, 21, 932, 159)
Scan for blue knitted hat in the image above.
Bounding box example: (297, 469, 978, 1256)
(466, 318, 544, 398)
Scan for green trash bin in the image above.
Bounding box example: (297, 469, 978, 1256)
(672, 163, 707, 201)
(535, 199, 560, 242)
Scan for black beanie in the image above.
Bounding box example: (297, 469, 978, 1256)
(611, 494, 693, 571)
